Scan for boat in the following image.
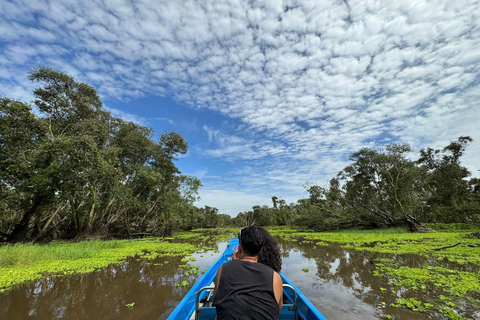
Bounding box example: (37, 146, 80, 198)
(167, 238, 328, 320)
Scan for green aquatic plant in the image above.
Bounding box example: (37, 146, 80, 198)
(374, 258, 479, 319)
(375, 259, 480, 296)
(272, 228, 480, 265)
(390, 297, 427, 312)
(302, 268, 309, 272)
(181, 257, 197, 262)
(0, 238, 197, 293)
(125, 302, 135, 309)
(440, 306, 472, 320)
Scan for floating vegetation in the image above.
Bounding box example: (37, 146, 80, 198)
(268, 225, 480, 319)
(181, 257, 197, 263)
(375, 259, 480, 297)
(125, 302, 135, 309)
(176, 280, 189, 287)
(390, 297, 431, 312)
(373, 257, 480, 318)
(302, 268, 309, 272)
(0, 238, 197, 293)
(270, 227, 480, 265)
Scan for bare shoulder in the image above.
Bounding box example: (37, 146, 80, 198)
(272, 271, 283, 306)
(273, 271, 282, 287)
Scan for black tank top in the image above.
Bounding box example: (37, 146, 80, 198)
(213, 259, 278, 320)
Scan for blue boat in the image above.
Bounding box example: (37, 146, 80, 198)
(167, 238, 328, 320)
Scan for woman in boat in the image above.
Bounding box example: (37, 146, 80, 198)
(232, 227, 282, 272)
(257, 227, 282, 273)
(214, 226, 283, 320)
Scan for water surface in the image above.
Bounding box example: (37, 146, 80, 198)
(1, 236, 478, 319)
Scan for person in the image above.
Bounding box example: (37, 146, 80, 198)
(230, 228, 282, 272)
(213, 226, 283, 320)
(257, 227, 282, 273)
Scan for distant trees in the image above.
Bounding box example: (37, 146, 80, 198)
(2, 68, 478, 240)
(297, 138, 479, 231)
(232, 138, 479, 232)
(0, 67, 209, 242)
(417, 136, 478, 223)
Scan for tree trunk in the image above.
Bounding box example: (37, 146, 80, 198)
(7, 197, 43, 242)
(404, 217, 432, 233)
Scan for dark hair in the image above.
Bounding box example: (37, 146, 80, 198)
(239, 226, 265, 256)
(257, 228, 282, 272)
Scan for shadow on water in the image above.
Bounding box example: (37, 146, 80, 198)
(1, 235, 478, 319)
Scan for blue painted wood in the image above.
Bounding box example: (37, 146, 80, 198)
(167, 239, 238, 320)
(167, 238, 328, 320)
(280, 272, 328, 320)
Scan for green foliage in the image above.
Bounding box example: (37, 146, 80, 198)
(425, 223, 480, 231)
(267, 138, 479, 232)
(0, 67, 217, 242)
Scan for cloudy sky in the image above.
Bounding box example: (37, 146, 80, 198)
(1, 0, 479, 215)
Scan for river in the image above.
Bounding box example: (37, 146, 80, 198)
(0, 235, 478, 319)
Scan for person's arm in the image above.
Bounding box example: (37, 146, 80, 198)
(213, 265, 223, 298)
(212, 265, 223, 320)
(273, 271, 283, 320)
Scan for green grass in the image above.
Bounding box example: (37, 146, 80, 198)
(0, 238, 197, 293)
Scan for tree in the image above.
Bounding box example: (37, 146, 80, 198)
(0, 67, 202, 242)
(330, 144, 430, 232)
(418, 136, 478, 223)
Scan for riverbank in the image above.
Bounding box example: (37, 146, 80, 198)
(0, 238, 198, 293)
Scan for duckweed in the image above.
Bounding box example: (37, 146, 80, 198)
(268, 225, 480, 319)
(270, 227, 480, 265)
(390, 297, 428, 312)
(375, 258, 480, 296)
(0, 239, 197, 293)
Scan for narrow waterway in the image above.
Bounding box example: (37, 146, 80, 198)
(0, 236, 478, 319)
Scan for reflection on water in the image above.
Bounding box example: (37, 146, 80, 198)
(0, 237, 476, 319)
(279, 240, 425, 320)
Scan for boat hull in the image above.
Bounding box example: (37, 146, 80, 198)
(167, 238, 327, 320)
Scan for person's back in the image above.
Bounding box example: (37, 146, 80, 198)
(212, 226, 283, 320)
(213, 259, 278, 320)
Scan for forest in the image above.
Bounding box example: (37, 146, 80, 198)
(1, 68, 479, 243)
(234, 138, 480, 232)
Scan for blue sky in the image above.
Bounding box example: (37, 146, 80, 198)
(1, 0, 479, 215)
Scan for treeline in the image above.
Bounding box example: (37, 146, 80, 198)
(2, 68, 479, 242)
(232, 138, 480, 232)
(0, 68, 219, 242)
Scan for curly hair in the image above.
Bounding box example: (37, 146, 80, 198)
(257, 228, 282, 272)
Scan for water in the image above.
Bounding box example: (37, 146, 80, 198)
(0, 237, 478, 319)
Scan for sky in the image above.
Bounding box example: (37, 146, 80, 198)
(1, 0, 479, 216)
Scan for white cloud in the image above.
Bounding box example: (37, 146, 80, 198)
(104, 106, 174, 126)
(1, 0, 480, 212)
